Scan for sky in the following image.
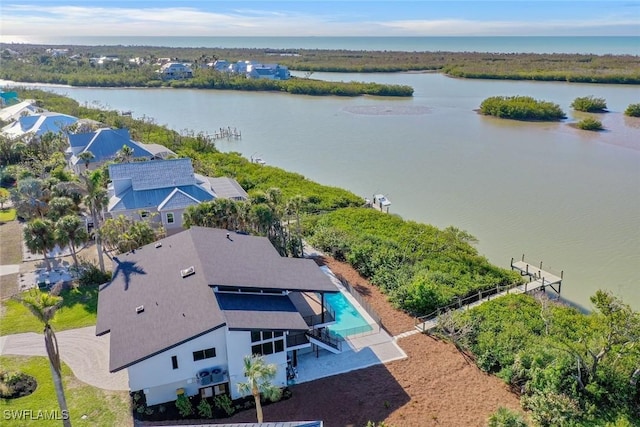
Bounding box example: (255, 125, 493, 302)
(1, 0, 639, 40)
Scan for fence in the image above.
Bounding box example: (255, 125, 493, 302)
(414, 281, 538, 332)
(334, 273, 387, 335)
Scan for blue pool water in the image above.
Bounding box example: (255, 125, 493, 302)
(323, 292, 372, 338)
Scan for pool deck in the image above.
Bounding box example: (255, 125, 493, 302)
(289, 263, 408, 384)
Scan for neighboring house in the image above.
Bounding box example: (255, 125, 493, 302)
(215, 60, 290, 80)
(107, 158, 215, 233)
(0, 99, 39, 122)
(209, 59, 230, 71)
(247, 64, 291, 80)
(96, 227, 340, 406)
(0, 91, 20, 108)
(1, 112, 77, 140)
(158, 62, 193, 79)
(143, 143, 176, 160)
(67, 128, 154, 174)
(197, 175, 249, 201)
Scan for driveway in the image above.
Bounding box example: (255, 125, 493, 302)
(0, 326, 128, 391)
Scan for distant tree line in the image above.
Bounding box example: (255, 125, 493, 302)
(3, 43, 638, 84)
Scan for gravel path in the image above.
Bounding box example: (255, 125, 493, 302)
(0, 326, 128, 391)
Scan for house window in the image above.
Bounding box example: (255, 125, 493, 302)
(140, 211, 150, 219)
(250, 330, 285, 356)
(193, 347, 216, 361)
(171, 355, 178, 370)
(166, 213, 175, 224)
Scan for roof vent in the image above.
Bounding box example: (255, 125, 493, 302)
(155, 242, 162, 248)
(181, 266, 195, 278)
(136, 305, 144, 314)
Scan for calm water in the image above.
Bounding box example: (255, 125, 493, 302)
(324, 292, 372, 338)
(4, 73, 639, 311)
(4, 36, 640, 55)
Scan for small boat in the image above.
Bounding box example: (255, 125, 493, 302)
(372, 194, 391, 213)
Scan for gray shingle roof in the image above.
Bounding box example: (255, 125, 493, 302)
(207, 177, 249, 200)
(109, 158, 196, 191)
(97, 227, 338, 372)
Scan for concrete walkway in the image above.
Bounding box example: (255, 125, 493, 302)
(0, 264, 20, 276)
(0, 326, 129, 391)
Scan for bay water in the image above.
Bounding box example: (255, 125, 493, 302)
(3, 37, 638, 310)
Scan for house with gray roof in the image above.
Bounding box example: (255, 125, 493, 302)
(197, 175, 249, 201)
(67, 128, 156, 174)
(107, 158, 215, 234)
(96, 227, 339, 406)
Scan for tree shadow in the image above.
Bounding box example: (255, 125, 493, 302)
(353, 283, 372, 297)
(104, 256, 146, 291)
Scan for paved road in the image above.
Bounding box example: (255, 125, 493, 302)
(0, 326, 129, 391)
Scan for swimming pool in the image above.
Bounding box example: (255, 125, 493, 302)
(323, 291, 372, 338)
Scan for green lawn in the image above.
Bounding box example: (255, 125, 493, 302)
(0, 286, 98, 336)
(0, 356, 132, 426)
(0, 208, 17, 222)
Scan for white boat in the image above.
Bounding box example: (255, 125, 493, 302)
(372, 194, 391, 213)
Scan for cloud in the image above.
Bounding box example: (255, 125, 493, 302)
(1, 4, 638, 38)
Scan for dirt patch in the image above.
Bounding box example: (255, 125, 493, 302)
(0, 273, 19, 300)
(214, 256, 525, 427)
(0, 220, 23, 265)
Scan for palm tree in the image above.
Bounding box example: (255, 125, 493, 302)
(77, 150, 95, 170)
(286, 195, 306, 257)
(21, 290, 71, 427)
(237, 354, 282, 423)
(55, 215, 88, 268)
(115, 144, 134, 163)
(24, 218, 56, 271)
(82, 170, 108, 272)
(48, 196, 75, 222)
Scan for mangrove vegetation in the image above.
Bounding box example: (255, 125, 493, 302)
(571, 96, 608, 113)
(479, 96, 566, 121)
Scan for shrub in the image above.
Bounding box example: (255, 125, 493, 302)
(75, 261, 112, 286)
(197, 398, 212, 418)
(487, 407, 528, 427)
(624, 103, 640, 117)
(213, 394, 235, 416)
(576, 117, 604, 131)
(522, 391, 582, 427)
(0, 370, 37, 399)
(571, 96, 607, 112)
(175, 393, 193, 417)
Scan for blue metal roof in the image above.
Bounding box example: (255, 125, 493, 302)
(70, 128, 153, 165)
(110, 184, 214, 212)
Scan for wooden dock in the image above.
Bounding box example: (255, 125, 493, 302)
(510, 254, 563, 296)
(414, 255, 563, 333)
(211, 127, 241, 141)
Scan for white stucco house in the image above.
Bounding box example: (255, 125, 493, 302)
(107, 158, 216, 234)
(158, 62, 193, 79)
(96, 227, 340, 406)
